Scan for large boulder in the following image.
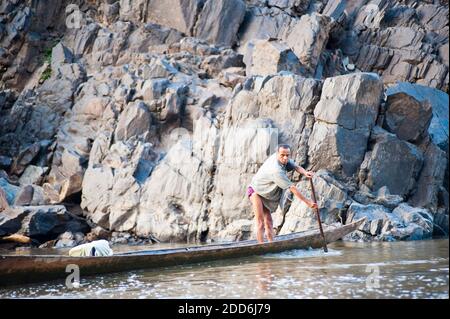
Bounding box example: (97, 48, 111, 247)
(194, 0, 246, 47)
(308, 73, 383, 177)
(146, 0, 202, 35)
(359, 127, 424, 197)
(115, 101, 152, 141)
(284, 13, 332, 75)
(386, 82, 449, 151)
(244, 39, 304, 77)
(51, 42, 73, 73)
(18, 165, 48, 185)
(383, 92, 432, 143)
(0, 205, 90, 243)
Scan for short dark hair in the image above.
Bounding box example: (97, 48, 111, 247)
(277, 144, 291, 152)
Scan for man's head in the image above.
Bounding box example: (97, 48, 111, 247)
(277, 144, 291, 165)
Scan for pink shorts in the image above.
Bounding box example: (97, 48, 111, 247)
(247, 186, 255, 199)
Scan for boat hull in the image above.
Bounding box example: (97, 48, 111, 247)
(0, 218, 365, 286)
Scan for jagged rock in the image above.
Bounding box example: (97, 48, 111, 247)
(146, 0, 202, 35)
(279, 170, 350, 234)
(143, 57, 178, 79)
(194, 0, 246, 47)
(18, 165, 48, 185)
(237, 6, 293, 50)
(10, 142, 41, 176)
(345, 202, 397, 236)
(0, 205, 90, 242)
(284, 13, 332, 75)
(13, 185, 34, 206)
(141, 78, 170, 101)
(124, 23, 184, 56)
(386, 82, 449, 151)
(100, 1, 120, 25)
(51, 42, 73, 73)
(244, 39, 303, 76)
(199, 49, 244, 78)
(65, 23, 100, 58)
(90, 21, 132, 66)
(0, 177, 20, 205)
(409, 142, 447, 211)
(118, 0, 147, 22)
(344, 2, 449, 91)
(115, 101, 152, 141)
(386, 203, 434, 240)
(384, 93, 433, 143)
(308, 73, 383, 177)
(359, 127, 424, 197)
(217, 67, 246, 88)
(416, 4, 448, 33)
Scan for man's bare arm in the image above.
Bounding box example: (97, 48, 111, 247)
(289, 185, 317, 208)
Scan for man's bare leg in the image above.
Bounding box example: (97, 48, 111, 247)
(250, 193, 265, 243)
(263, 207, 274, 242)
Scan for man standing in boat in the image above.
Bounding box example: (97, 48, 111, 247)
(247, 144, 317, 244)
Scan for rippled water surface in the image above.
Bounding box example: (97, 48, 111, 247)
(0, 239, 448, 299)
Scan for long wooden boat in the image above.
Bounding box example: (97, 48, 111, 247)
(0, 218, 365, 286)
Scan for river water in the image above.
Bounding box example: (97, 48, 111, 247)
(0, 239, 448, 299)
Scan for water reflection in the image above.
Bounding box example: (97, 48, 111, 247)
(255, 262, 274, 296)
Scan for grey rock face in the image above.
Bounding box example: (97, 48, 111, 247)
(0, 0, 447, 245)
(284, 13, 332, 75)
(244, 39, 304, 77)
(308, 73, 383, 177)
(194, 0, 246, 47)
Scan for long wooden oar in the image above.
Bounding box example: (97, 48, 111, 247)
(309, 178, 328, 253)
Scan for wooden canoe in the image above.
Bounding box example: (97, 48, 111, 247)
(0, 218, 365, 286)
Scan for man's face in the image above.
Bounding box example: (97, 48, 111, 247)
(277, 147, 290, 165)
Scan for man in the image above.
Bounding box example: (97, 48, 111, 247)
(247, 144, 317, 243)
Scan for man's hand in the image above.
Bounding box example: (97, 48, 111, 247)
(306, 200, 318, 209)
(303, 170, 314, 179)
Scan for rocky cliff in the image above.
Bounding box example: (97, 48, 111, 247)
(0, 0, 448, 248)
